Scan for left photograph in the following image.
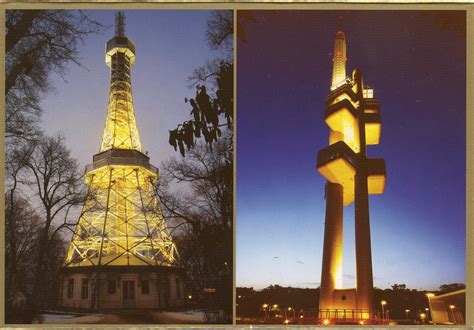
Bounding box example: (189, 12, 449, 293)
(5, 10, 233, 324)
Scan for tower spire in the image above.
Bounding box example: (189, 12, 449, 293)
(115, 11, 125, 36)
(330, 16, 347, 91)
(101, 12, 141, 152)
(338, 15, 344, 32)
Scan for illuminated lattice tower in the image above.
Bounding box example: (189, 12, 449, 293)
(60, 12, 184, 310)
(316, 18, 386, 323)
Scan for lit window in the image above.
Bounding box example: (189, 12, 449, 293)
(363, 88, 374, 99)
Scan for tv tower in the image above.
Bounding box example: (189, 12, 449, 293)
(317, 18, 386, 323)
(60, 12, 184, 310)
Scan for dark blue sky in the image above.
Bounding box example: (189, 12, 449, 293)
(236, 11, 466, 290)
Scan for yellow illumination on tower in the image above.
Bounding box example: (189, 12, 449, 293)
(365, 122, 381, 145)
(317, 157, 356, 206)
(318, 18, 386, 322)
(64, 13, 178, 268)
(368, 174, 386, 195)
(330, 18, 347, 91)
(326, 111, 360, 153)
(100, 37, 141, 152)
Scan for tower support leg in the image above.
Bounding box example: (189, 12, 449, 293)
(353, 68, 374, 319)
(319, 181, 344, 311)
(354, 160, 373, 317)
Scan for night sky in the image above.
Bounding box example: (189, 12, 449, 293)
(236, 11, 466, 291)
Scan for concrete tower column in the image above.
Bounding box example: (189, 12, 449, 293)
(319, 181, 344, 310)
(353, 69, 374, 315)
(354, 162, 373, 314)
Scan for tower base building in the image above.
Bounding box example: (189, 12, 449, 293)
(59, 266, 184, 310)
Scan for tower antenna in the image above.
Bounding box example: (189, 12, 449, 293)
(116, 11, 126, 36)
(338, 15, 344, 32)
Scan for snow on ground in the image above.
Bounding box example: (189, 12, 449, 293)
(152, 310, 205, 323)
(34, 309, 205, 324)
(33, 313, 77, 323)
(34, 313, 110, 324)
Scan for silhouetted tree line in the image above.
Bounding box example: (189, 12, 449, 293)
(237, 283, 465, 320)
(237, 286, 320, 318)
(373, 283, 465, 321)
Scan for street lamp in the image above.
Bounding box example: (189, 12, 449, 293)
(262, 304, 269, 319)
(287, 307, 295, 319)
(424, 307, 430, 322)
(185, 294, 192, 313)
(271, 304, 279, 318)
(449, 305, 456, 324)
(426, 293, 435, 325)
(420, 313, 426, 324)
(405, 309, 410, 320)
(381, 300, 387, 321)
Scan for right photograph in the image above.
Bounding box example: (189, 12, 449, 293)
(236, 10, 466, 325)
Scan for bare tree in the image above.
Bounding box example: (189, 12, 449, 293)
(157, 135, 232, 322)
(162, 136, 232, 229)
(160, 131, 232, 216)
(5, 137, 40, 313)
(6, 10, 103, 93)
(188, 10, 233, 87)
(15, 134, 86, 310)
(160, 11, 234, 322)
(5, 12, 103, 305)
(5, 194, 42, 323)
(206, 11, 233, 52)
(5, 10, 104, 141)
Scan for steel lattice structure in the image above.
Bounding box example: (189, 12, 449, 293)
(64, 13, 178, 269)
